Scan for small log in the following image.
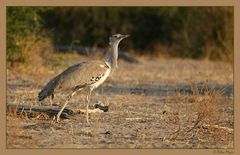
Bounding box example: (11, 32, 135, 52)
(7, 103, 108, 119)
(7, 104, 75, 119)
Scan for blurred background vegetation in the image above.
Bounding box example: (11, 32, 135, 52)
(7, 7, 233, 66)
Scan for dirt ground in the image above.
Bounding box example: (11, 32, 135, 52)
(6, 54, 233, 148)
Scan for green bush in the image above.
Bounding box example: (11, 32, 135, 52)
(40, 7, 233, 61)
(7, 7, 47, 66)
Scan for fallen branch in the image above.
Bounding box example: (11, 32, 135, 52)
(7, 103, 108, 119)
(7, 104, 75, 119)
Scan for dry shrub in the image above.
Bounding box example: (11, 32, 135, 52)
(195, 95, 218, 125)
(192, 85, 233, 144)
(191, 82, 220, 126)
(166, 82, 232, 146)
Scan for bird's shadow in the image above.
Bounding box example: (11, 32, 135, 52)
(96, 83, 233, 97)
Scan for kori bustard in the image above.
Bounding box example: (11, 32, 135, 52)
(38, 34, 129, 123)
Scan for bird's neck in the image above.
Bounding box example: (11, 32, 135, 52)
(106, 42, 119, 75)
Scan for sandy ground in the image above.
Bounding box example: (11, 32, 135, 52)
(6, 55, 233, 148)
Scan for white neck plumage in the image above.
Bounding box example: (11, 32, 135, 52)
(106, 41, 120, 76)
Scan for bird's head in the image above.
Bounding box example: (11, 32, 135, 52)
(109, 34, 130, 45)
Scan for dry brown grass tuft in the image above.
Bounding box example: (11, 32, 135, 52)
(165, 82, 233, 148)
(191, 82, 220, 127)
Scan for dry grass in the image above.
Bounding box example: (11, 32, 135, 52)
(6, 52, 233, 148)
(164, 83, 232, 146)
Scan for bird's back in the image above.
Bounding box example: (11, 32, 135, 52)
(38, 60, 110, 101)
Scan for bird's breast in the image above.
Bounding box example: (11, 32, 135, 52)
(90, 68, 111, 90)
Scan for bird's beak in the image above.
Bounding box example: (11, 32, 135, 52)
(124, 34, 130, 38)
(121, 34, 130, 39)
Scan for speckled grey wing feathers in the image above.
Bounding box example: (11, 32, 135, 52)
(38, 60, 109, 101)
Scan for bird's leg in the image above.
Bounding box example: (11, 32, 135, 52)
(49, 94, 54, 106)
(49, 97, 52, 106)
(56, 91, 76, 123)
(86, 89, 92, 124)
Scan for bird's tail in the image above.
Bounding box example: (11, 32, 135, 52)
(38, 75, 60, 101)
(38, 81, 55, 101)
(38, 88, 49, 101)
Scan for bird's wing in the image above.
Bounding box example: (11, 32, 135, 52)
(54, 60, 109, 90)
(38, 60, 109, 101)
